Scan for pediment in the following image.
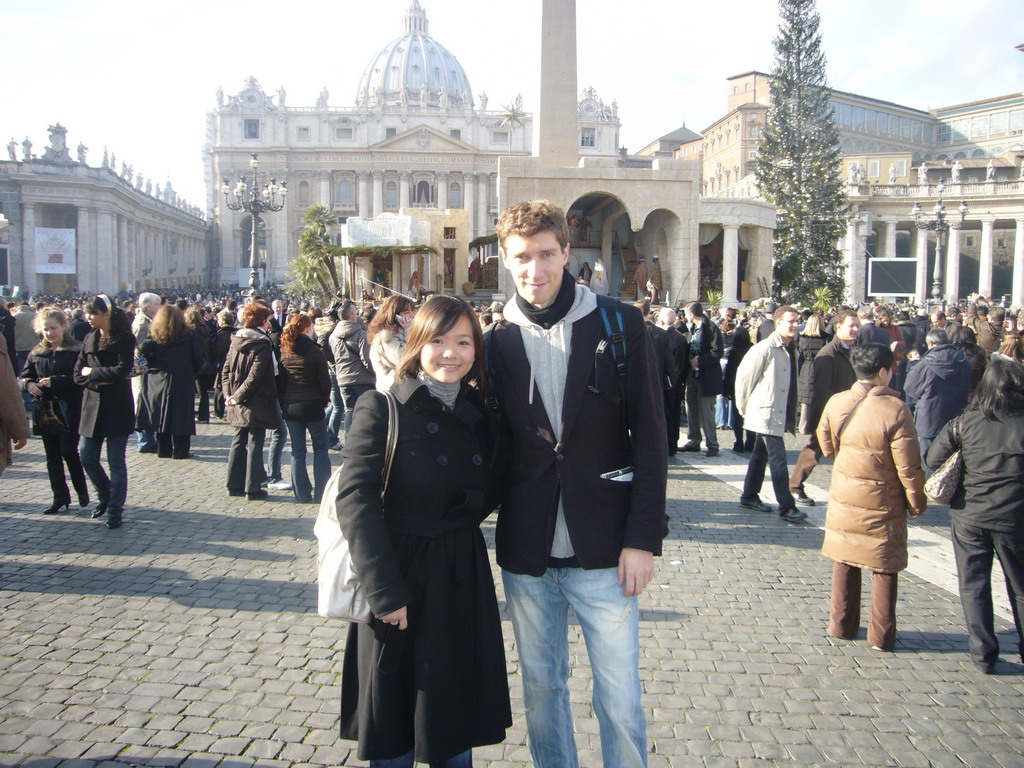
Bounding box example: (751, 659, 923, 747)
(370, 125, 477, 153)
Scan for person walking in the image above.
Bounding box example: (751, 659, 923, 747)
(368, 294, 415, 392)
(927, 355, 1024, 673)
(337, 295, 510, 766)
(789, 309, 861, 504)
(136, 305, 206, 460)
(329, 301, 375, 439)
(680, 301, 724, 457)
(487, 200, 667, 768)
(220, 303, 278, 500)
(18, 307, 89, 513)
(278, 314, 332, 503)
(74, 295, 136, 529)
(817, 342, 927, 651)
(734, 305, 807, 523)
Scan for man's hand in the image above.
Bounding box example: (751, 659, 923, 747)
(618, 548, 654, 597)
(690, 358, 699, 371)
(378, 606, 408, 630)
(13, 438, 27, 451)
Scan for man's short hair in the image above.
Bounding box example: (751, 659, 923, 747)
(138, 292, 161, 311)
(931, 309, 946, 322)
(833, 309, 858, 328)
(657, 307, 677, 326)
(340, 301, 357, 321)
(926, 328, 949, 347)
(851, 342, 894, 380)
(991, 307, 1005, 323)
(977, 304, 989, 317)
(857, 306, 874, 321)
(685, 301, 704, 318)
(774, 305, 798, 324)
(495, 200, 570, 252)
(633, 299, 650, 318)
(764, 301, 778, 313)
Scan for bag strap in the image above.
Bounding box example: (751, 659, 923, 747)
(836, 393, 870, 444)
(382, 390, 399, 491)
(599, 306, 628, 379)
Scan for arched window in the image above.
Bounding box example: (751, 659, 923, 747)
(338, 179, 354, 205)
(449, 182, 461, 208)
(298, 181, 310, 207)
(385, 182, 398, 209)
(415, 180, 433, 206)
(971, 149, 986, 159)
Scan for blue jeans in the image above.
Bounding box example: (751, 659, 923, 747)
(370, 749, 472, 768)
(285, 417, 331, 503)
(502, 567, 647, 768)
(324, 369, 344, 445)
(340, 382, 373, 438)
(741, 433, 795, 511)
(79, 433, 129, 518)
(265, 403, 286, 482)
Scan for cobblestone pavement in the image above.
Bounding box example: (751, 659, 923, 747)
(1, 421, 1023, 768)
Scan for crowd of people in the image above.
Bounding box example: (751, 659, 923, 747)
(1, 199, 1023, 764)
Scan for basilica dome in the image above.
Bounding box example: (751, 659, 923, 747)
(355, 1, 473, 110)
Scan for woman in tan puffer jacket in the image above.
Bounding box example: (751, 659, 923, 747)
(817, 342, 927, 651)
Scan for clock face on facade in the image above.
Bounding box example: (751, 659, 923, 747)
(580, 98, 598, 116)
(242, 90, 260, 107)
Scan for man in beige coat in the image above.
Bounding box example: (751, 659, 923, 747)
(817, 342, 926, 651)
(734, 306, 806, 522)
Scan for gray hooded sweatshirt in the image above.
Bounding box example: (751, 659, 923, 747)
(502, 283, 598, 558)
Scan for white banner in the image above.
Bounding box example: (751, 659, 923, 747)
(35, 228, 77, 274)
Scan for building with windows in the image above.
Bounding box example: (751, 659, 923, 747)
(207, 0, 620, 296)
(684, 71, 1024, 306)
(0, 125, 207, 296)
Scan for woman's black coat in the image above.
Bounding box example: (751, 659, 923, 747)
(19, 339, 85, 433)
(796, 334, 827, 404)
(73, 330, 135, 439)
(336, 378, 510, 764)
(136, 331, 207, 435)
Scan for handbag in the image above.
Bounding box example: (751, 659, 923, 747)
(314, 390, 398, 621)
(924, 416, 964, 505)
(32, 397, 70, 436)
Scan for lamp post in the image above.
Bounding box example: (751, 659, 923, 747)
(221, 153, 287, 295)
(913, 181, 967, 307)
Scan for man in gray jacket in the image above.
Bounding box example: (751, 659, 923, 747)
(329, 301, 374, 438)
(132, 292, 161, 453)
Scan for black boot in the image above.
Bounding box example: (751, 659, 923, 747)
(91, 502, 107, 519)
(44, 496, 71, 515)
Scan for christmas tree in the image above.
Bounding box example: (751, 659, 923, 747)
(755, 0, 848, 304)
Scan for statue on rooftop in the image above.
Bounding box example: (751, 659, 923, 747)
(77, 142, 88, 164)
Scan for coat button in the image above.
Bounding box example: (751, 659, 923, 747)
(472, 454, 483, 465)
(437, 455, 449, 466)
(556, 453, 565, 461)
(427, 422, 439, 434)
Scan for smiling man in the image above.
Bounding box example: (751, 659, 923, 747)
(486, 200, 667, 767)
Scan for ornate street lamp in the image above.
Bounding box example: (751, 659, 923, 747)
(221, 153, 287, 295)
(913, 181, 967, 305)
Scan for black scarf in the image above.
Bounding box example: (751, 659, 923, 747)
(514, 269, 576, 330)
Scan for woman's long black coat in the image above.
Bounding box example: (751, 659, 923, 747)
(136, 331, 207, 435)
(19, 340, 85, 433)
(73, 331, 135, 439)
(335, 378, 510, 764)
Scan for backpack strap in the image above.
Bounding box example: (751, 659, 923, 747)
(599, 305, 628, 379)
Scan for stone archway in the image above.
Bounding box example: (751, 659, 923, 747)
(637, 208, 683, 305)
(567, 193, 634, 298)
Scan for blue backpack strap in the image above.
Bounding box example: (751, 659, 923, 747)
(599, 305, 628, 379)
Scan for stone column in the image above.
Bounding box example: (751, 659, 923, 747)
(464, 173, 477, 237)
(318, 171, 331, 207)
(880, 217, 898, 259)
(371, 170, 383, 218)
(722, 224, 739, 304)
(978, 217, 996, 298)
(399, 171, 411, 211)
(436, 171, 448, 210)
(1012, 220, 1024, 307)
(538, 0, 578, 166)
(945, 228, 961, 305)
(844, 219, 859, 303)
(357, 171, 371, 217)
(118, 216, 129, 291)
(21, 202, 36, 294)
(915, 227, 929, 303)
(478, 174, 492, 238)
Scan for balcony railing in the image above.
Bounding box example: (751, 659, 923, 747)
(852, 180, 1023, 198)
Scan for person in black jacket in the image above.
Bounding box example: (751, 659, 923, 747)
(656, 307, 688, 455)
(185, 307, 214, 424)
(681, 302, 724, 456)
(74, 295, 136, 529)
(927, 356, 1024, 674)
(904, 327, 972, 460)
(211, 310, 237, 420)
(488, 200, 666, 767)
(0, 297, 17, 373)
(337, 295, 510, 765)
(19, 307, 89, 514)
(723, 324, 755, 453)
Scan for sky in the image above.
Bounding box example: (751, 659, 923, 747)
(3, 0, 1022, 208)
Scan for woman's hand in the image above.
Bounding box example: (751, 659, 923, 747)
(226, 396, 238, 407)
(379, 606, 408, 630)
(81, 366, 92, 377)
(26, 382, 44, 397)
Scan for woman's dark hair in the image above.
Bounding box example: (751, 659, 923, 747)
(368, 294, 415, 342)
(280, 313, 312, 356)
(972, 354, 1024, 419)
(394, 295, 485, 390)
(851, 342, 894, 380)
(86, 294, 131, 347)
(150, 305, 188, 346)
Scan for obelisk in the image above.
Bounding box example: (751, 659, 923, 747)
(538, 0, 578, 167)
